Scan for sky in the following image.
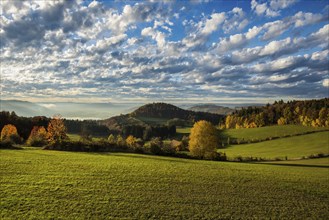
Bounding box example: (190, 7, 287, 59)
(0, 0, 328, 104)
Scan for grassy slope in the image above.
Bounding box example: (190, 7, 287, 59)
(222, 131, 329, 159)
(223, 125, 328, 141)
(1, 149, 329, 219)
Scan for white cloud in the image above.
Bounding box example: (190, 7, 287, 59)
(251, 0, 297, 17)
(141, 27, 166, 48)
(223, 7, 248, 33)
(269, 74, 290, 82)
(322, 79, 329, 87)
(201, 12, 226, 35)
(270, 0, 298, 10)
(245, 26, 262, 39)
(217, 34, 246, 53)
(259, 38, 291, 56)
(251, 0, 279, 17)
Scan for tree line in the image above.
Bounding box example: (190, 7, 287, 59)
(221, 98, 329, 129)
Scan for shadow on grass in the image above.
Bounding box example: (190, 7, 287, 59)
(109, 152, 193, 163)
(253, 162, 329, 169)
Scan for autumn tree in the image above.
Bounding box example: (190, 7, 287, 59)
(47, 115, 68, 144)
(277, 117, 287, 125)
(126, 135, 137, 148)
(189, 120, 219, 159)
(108, 134, 116, 144)
(27, 126, 47, 146)
(0, 124, 21, 143)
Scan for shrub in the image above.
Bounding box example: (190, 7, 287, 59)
(147, 137, 163, 155)
(0, 140, 13, 149)
(161, 142, 176, 155)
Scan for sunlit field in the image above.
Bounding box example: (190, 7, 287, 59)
(1, 148, 328, 219)
(223, 131, 329, 160)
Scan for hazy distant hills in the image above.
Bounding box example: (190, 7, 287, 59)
(188, 104, 235, 115)
(0, 100, 50, 117)
(0, 100, 138, 120)
(0, 99, 258, 120)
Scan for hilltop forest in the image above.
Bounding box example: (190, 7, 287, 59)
(223, 98, 329, 129)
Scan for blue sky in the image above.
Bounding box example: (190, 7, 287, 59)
(0, 0, 328, 104)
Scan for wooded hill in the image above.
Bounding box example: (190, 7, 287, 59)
(100, 103, 224, 139)
(101, 103, 224, 130)
(130, 103, 224, 123)
(224, 98, 329, 129)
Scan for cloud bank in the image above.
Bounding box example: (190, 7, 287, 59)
(0, 0, 328, 103)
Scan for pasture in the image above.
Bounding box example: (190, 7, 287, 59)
(222, 125, 328, 142)
(222, 131, 329, 160)
(1, 148, 328, 219)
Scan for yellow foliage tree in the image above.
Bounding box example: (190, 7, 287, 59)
(47, 115, 68, 143)
(277, 117, 287, 125)
(189, 120, 219, 158)
(1, 124, 19, 141)
(126, 135, 137, 148)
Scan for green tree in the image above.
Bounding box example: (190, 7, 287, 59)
(188, 120, 219, 159)
(116, 135, 125, 146)
(255, 112, 265, 127)
(108, 134, 116, 144)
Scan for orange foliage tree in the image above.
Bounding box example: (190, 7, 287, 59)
(27, 126, 48, 146)
(47, 115, 68, 143)
(1, 124, 20, 142)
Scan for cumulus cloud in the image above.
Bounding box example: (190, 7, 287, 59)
(251, 0, 297, 17)
(201, 12, 226, 35)
(141, 27, 166, 48)
(323, 79, 329, 87)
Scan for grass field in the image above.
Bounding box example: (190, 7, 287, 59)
(1, 148, 328, 219)
(222, 131, 329, 160)
(67, 134, 106, 142)
(176, 127, 191, 134)
(223, 125, 328, 142)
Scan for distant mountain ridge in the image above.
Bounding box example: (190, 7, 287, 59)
(188, 104, 234, 115)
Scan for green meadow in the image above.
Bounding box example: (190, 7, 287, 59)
(223, 125, 328, 141)
(1, 148, 329, 219)
(223, 131, 329, 160)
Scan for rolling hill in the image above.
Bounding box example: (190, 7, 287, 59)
(101, 103, 224, 132)
(130, 103, 224, 124)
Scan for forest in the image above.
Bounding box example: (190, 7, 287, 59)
(223, 98, 329, 129)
